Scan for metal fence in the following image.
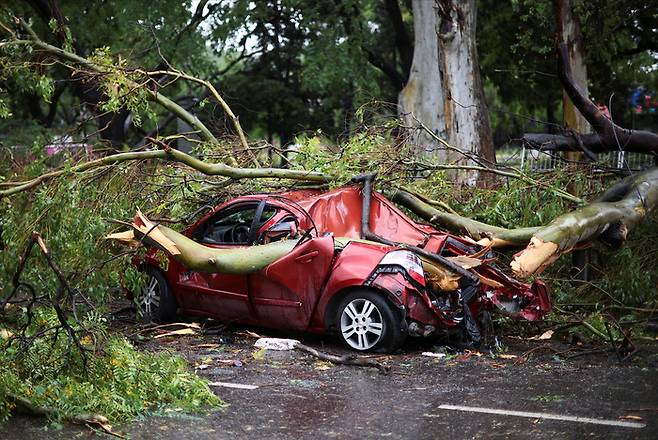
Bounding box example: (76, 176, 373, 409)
(518, 147, 655, 172)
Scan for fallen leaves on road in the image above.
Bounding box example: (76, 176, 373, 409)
(314, 361, 333, 371)
(252, 347, 266, 360)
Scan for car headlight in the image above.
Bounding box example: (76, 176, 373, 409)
(379, 250, 425, 286)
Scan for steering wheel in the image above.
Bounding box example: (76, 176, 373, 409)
(229, 222, 251, 243)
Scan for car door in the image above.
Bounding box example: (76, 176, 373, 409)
(175, 202, 277, 323)
(249, 234, 335, 330)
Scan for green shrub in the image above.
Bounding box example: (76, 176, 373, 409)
(0, 328, 221, 423)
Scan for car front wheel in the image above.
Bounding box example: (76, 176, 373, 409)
(139, 267, 177, 322)
(336, 290, 405, 353)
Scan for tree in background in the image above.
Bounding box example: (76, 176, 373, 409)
(1, 0, 218, 149)
(1, 1, 656, 160)
(477, 0, 658, 147)
(399, 0, 494, 184)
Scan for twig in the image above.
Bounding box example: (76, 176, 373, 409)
(514, 344, 564, 365)
(413, 119, 584, 204)
(1, 140, 327, 197)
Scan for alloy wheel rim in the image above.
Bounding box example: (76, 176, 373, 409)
(139, 276, 160, 316)
(340, 298, 384, 350)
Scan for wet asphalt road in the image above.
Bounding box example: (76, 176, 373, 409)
(2, 329, 657, 440)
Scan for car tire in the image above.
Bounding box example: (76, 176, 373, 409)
(138, 267, 177, 322)
(336, 290, 406, 353)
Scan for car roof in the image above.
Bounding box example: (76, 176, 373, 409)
(193, 185, 451, 252)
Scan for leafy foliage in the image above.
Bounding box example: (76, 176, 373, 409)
(0, 150, 224, 424)
(0, 319, 221, 423)
(294, 126, 407, 186)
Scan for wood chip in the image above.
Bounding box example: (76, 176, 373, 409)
(530, 330, 554, 340)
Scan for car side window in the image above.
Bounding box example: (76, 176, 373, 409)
(196, 204, 276, 245)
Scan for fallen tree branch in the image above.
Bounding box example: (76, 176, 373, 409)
(398, 186, 459, 214)
(135, 68, 258, 166)
(556, 43, 658, 157)
(511, 167, 658, 277)
(0, 231, 39, 311)
(392, 189, 539, 247)
(107, 210, 299, 274)
(0, 142, 327, 198)
(4, 17, 257, 166)
(10, 394, 123, 438)
(294, 343, 390, 374)
(522, 44, 658, 159)
(0, 232, 92, 378)
(252, 337, 390, 373)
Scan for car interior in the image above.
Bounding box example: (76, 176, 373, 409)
(194, 202, 302, 245)
(195, 204, 276, 244)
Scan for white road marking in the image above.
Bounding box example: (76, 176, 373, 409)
(431, 404, 645, 429)
(207, 381, 259, 390)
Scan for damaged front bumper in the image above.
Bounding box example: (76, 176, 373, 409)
(364, 257, 552, 340)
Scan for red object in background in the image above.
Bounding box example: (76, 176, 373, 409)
(136, 186, 551, 351)
(596, 103, 611, 120)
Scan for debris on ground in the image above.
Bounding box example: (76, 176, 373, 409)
(253, 337, 390, 374)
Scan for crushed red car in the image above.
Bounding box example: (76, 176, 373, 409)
(135, 176, 551, 352)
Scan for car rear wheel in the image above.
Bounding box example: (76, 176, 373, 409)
(139, 267, 177, 322)
(336, 290, 405, 353)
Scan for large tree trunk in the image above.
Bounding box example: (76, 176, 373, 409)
(556, 0, 591, 141)
(398, 0, 447, 161)
(555, 0, 592, 279)
(399, 0, 494, 184)
(436, 0, 495, 179)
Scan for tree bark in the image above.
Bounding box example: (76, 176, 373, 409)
(399, 0, 494, 184)
(436, 0, 495, 175)
(556, 0, 591, 140)
(398, 0, 447, 161)
(555, 0, 593, 280)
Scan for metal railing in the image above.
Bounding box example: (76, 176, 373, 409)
(518, 147, 655, 172)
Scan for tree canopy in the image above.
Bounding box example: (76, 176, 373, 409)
(1, 0, 656, 150)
